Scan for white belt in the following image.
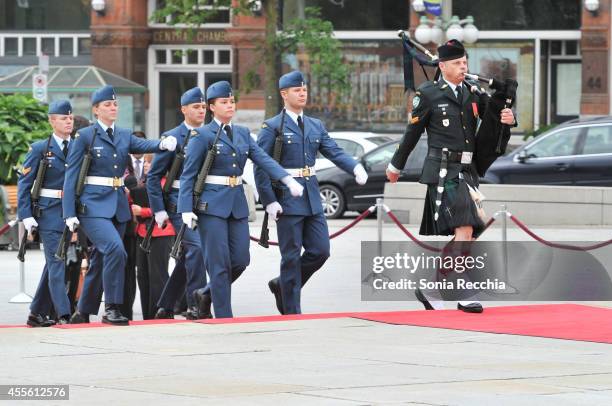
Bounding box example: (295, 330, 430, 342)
(172, 180, 180, 189)
(85, 176, 124, 188)
(39, 188, 63, 199)
(205, 175, 243, 187)
(286, 167, 316, 177)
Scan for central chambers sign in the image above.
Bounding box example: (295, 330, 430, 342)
(152, 30, 227, 44)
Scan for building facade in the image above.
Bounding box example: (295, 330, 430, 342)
(0, 0, 611, 135)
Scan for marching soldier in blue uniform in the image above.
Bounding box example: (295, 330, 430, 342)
(178, 81, 303, 318)
(386, 40, 515, 313)
(63, 85, 178, 325)
(147, 87, 209, 319)
(255, 71, 369, 315)
(18, 100, 74, 326)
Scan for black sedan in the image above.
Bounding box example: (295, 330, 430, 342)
(317, 139, 427, 218)
(484, 116, 612, 186)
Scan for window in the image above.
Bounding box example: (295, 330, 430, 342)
(186, 49, 198, 64)
(23, 37, 36, 55)
(525, 128, 582, 158)
(203, 50, 215, 64)
(4, 37, 17, 55)
(335, 139, 364, 158)
(152, 0, 230, 26)
(453, 0, 580, 30)
(0, 0, 90, 30)
(156, 49, 167, 64)
(218, 50, 230, 65)
(365, 143, 396, 167)
(41, 37, 54, 55)
(60, 38, 73, 56)
(78, 37, 91, 55)
(282, 0, 409, 30)
(582, 126, 612, 155)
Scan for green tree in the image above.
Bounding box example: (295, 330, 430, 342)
(151, 0, 350, 117)
(0, 94, 51, 184)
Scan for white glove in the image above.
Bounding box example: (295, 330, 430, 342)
(354, 164, 368, 185)
(159, 136, 177, 151)
(281, 176, 304, 197)
(182, 212, 198, 229)
(66, 217, 80, 232)
(154, 210, 169, 228)
(265, 202, 283, 221)
(22, 217, 38, 234)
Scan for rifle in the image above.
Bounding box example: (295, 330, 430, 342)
(258, 109, 286, 248)
(140, 130, 195, 253)
(31, 135, 54, 218)
(170, 125, 224, 260)
(17, 226, 36, 262)
(75, 127, 99, 215)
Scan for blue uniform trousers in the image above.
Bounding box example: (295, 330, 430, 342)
(157, 213, 206, 309)
(276, 213, 330, 314)
(198, 214, 249, 318)
(30, 229, 71, 317)
(77, 218, 127, 314)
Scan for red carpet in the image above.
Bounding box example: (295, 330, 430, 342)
(3, 304, 611, 344)
(353, 304, 612, 344)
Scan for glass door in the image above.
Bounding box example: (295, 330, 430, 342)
(159, 72, 198, 131)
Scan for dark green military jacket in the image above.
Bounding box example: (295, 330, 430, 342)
(391, 79, 489, 185)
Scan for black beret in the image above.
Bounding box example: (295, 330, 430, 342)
(438, 39, 466, 62)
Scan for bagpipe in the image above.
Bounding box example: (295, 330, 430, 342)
(398, 30, 518, 177)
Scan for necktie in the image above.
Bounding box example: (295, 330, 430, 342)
(456, 85, 463, 102)
(62, 140, 69, 157)
(297, 116, 304, 134)
(106, 127, 114, 142)
(224, 125, 233, 142)
(134, 159, 142, 180)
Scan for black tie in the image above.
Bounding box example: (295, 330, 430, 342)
(106, 127, 114, 142)
(62, 140, 69, 157)
(456, 85, 463, 102)
(224, 125, 233, 142)
(297, 115, 304, 134)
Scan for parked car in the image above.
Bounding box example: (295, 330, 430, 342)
(483, 116, 612, 186)
(317, 139, 428, 219)
(243, 131, 400, 203)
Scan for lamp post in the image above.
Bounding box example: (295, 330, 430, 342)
(412, 0, 479, 45)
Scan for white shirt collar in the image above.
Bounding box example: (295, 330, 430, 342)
(183, 121, 202, 131)
(442, 76, 462, 95)
(213, 118, 232, 129)
(52, 133, 69, 149)
(284, 109, 304, 127)
(97, 119, 115, 133)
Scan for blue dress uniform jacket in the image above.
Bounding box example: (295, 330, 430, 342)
(17, 136, 72, 317)
(62, 122, 161, 222)
(18, 138, 68, 232)
(255, 113, 358, 216)
(147, 122, 207, 309)
(178, 120, 289, 218)
(178, 120, 290, 318)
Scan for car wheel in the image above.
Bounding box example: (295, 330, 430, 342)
(319, 184, 345, 219)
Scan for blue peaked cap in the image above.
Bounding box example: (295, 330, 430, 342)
(206, 81, 233, 101)
(48, 100, 72, 115)
(279, 70, 307, 89)
(181, 87, 205, 106)
(91, 85, 116, 105)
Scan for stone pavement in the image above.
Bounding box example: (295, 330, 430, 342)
(1, 214, 611, 405)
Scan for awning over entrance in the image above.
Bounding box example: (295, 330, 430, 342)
(0, 65, 145, 94)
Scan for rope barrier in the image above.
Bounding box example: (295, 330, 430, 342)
(0, 219, 17, 237)
(249, 205, 376, 246)
(509, 214, 612, 251)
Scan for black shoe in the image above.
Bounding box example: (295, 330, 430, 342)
(268, 278, 284, 315)
(415, 288, 434, 310)
(27, 313, 56, 327)
(69, 311, 89, 324)
(457, 302, 484, 313)
(193, 289, 213, 319)
(154, 308, 174, 319)
(102, 304, 129, 326)
(185, 306, 201, 320)
(57, 315, 70, 325)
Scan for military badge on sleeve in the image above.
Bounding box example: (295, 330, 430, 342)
(412, 96, 420, 109)
(442, 119, 450, 127)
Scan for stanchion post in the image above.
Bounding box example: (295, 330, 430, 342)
(501, 204, 509, 287)
(10, 222, 32, 303)
(376, 198, 383, 256)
